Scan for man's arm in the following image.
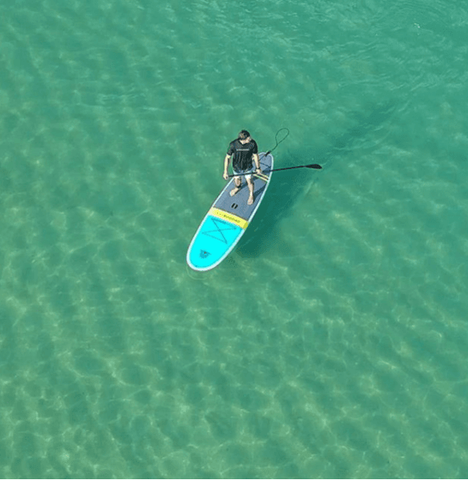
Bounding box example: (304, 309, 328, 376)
(253, 153, 261, 172)
(223, 154, 231, 180)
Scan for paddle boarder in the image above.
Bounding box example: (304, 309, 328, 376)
(223, 130, 262, 205)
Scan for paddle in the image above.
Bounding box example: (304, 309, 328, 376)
(229, 163, 322, 177)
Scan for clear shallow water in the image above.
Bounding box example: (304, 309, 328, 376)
(1, 0, 467, 478)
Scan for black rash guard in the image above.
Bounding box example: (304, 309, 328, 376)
(227, 138, 258, 171)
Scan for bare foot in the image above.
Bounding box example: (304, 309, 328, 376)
(248, 194, 254, 205)
(230, 184, 241, 196)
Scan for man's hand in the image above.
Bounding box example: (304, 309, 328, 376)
(223, 171, 229, 181)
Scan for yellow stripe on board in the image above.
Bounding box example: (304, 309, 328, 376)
(209, 208, 249, 229)
(254, 173, 269, 182)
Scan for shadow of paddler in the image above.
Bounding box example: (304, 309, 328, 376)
(236, 101, 397, 259)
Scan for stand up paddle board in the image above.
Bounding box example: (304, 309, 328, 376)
(187, 152, 274, 271)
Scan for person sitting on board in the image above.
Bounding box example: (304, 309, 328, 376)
(223, 130, 262, 206)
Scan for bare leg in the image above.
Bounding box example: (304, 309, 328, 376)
(230, 177, 242, 196)
(247, 177, 254, 205)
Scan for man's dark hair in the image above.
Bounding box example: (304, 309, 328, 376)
(238, 130, 251, 140)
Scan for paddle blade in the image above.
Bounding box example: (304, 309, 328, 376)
(306, 164, 322, 169)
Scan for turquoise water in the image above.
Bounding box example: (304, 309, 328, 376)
(1, 0, 467, 477)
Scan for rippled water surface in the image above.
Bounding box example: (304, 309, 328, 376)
(1, 0, 467, 478)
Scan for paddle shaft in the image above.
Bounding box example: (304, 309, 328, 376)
(229, 163, 322, 177)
